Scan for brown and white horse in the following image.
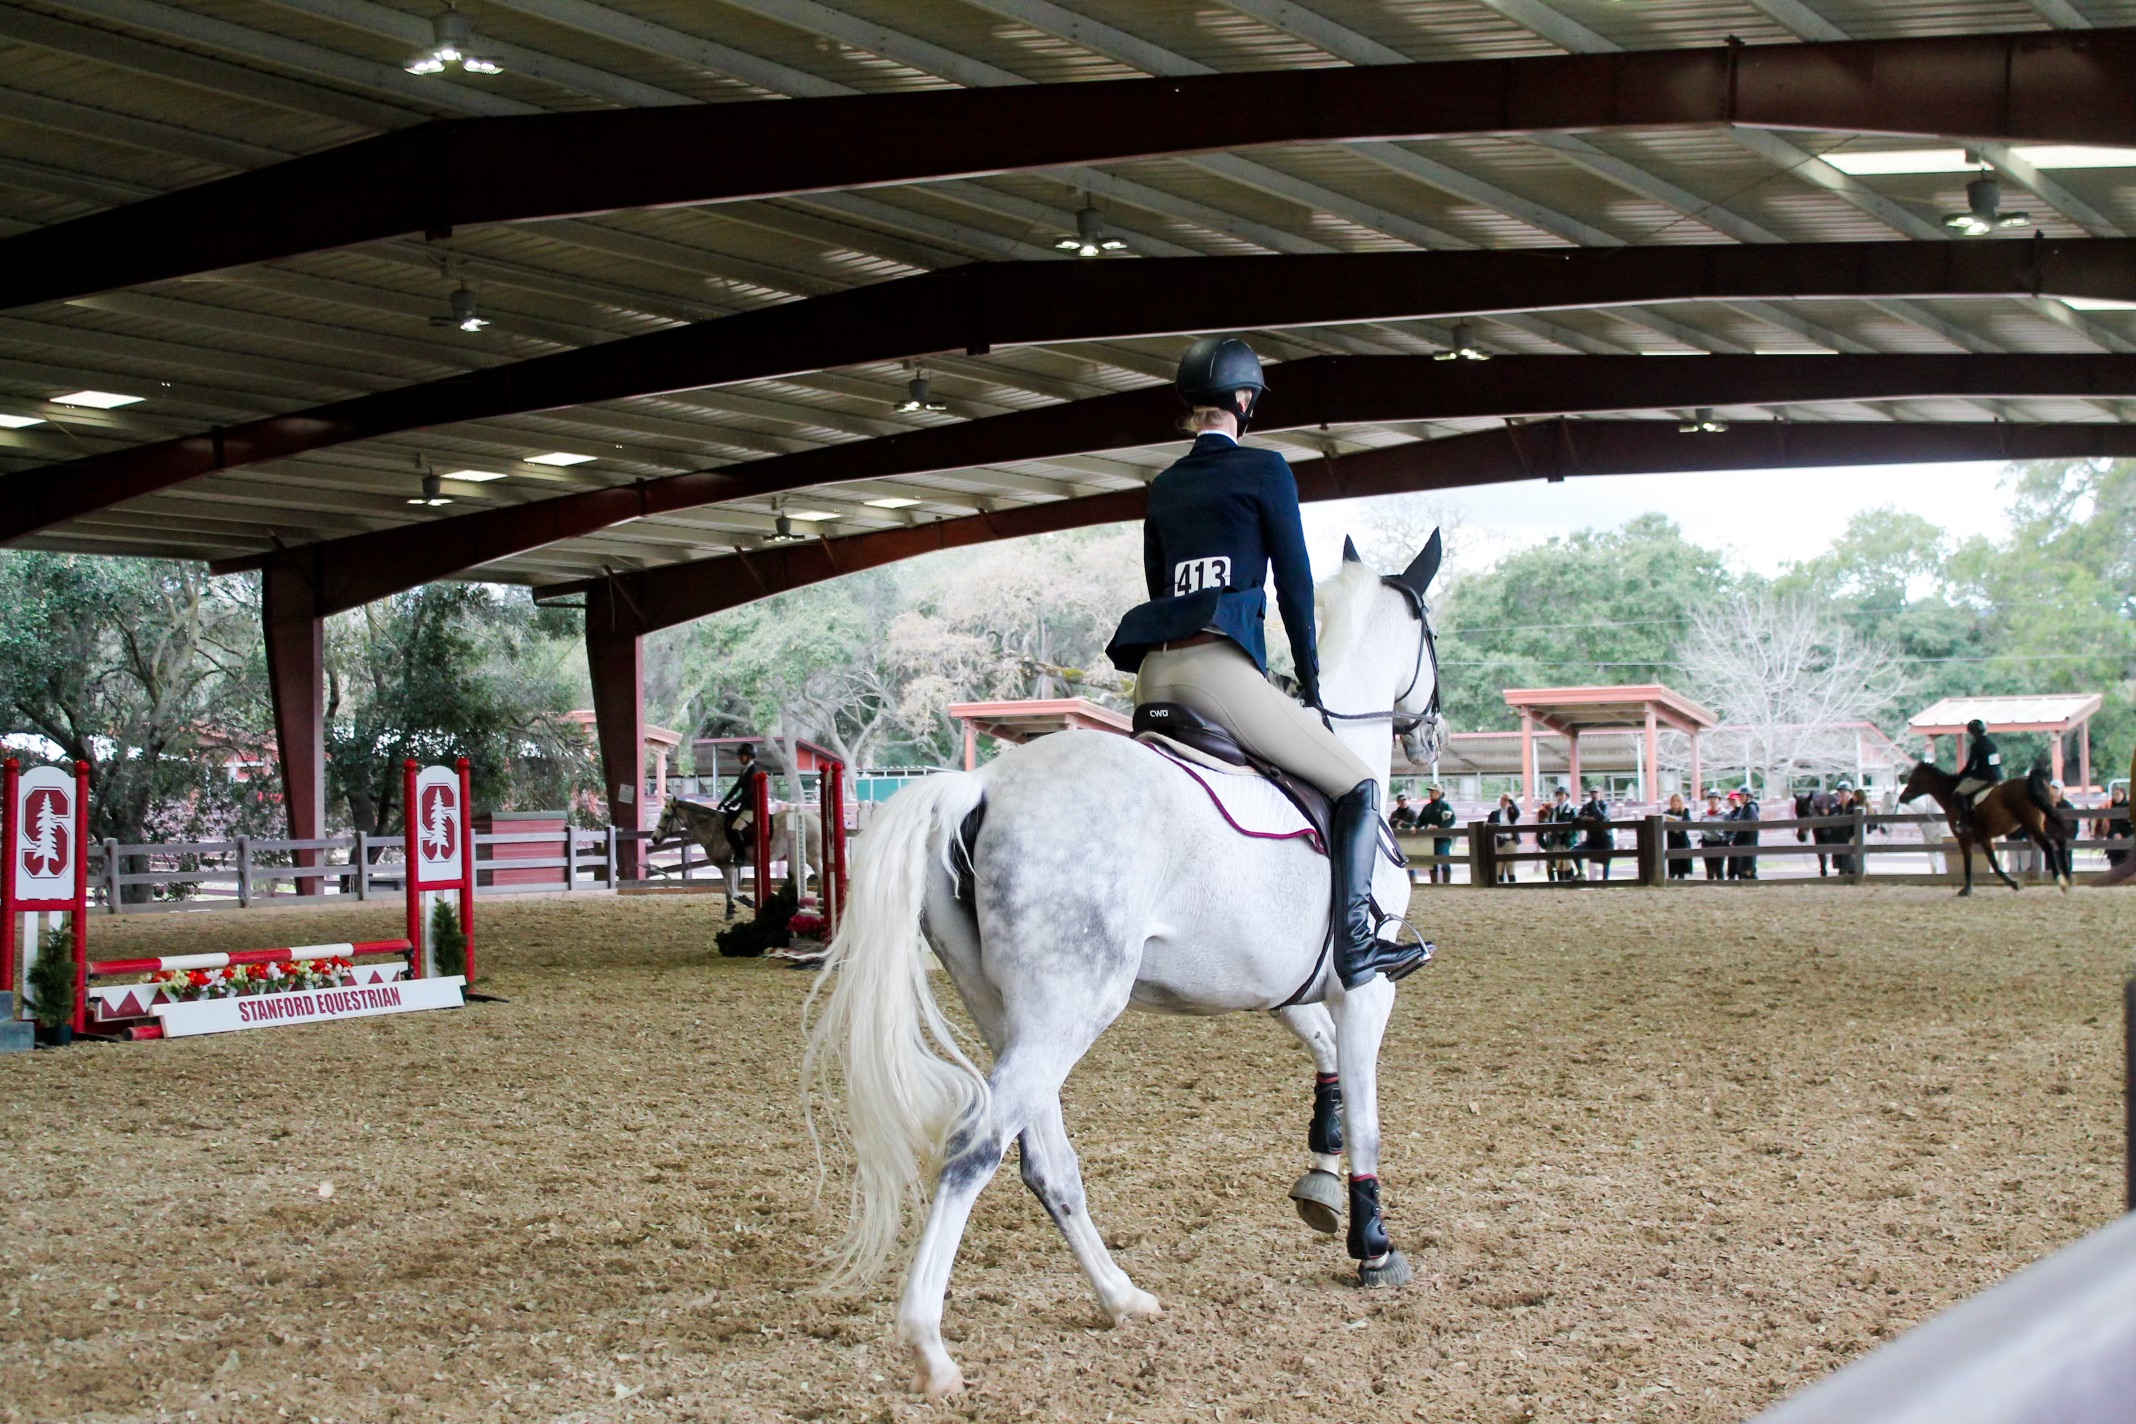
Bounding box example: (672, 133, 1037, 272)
(656, 796, 819, 919)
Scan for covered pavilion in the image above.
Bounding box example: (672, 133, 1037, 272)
(1504, 685, 1719, 807)
(1908, 693, 2106, 790)
(3, 8, 2136, 875)
(947, 698, 1131, 770)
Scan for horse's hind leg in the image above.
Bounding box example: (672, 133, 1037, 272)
(1981, 837, 2022, 891)
(1018, 1098, 1161, 1325)
(1273, 1003, 1344, 1234)
(1331, 975, 1414, 1287)
(897, 1033, 1112, 1396)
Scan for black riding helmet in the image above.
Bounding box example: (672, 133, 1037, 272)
(1176, 337, 1267, 428)
(1967, 718, 1987, 735)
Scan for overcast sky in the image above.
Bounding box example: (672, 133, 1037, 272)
(1302, 459, 2017, 578)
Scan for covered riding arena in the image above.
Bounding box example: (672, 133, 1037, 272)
(5, 0, 2136, 1418)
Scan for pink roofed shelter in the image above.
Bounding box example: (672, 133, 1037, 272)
(1504, 685, 1719, 807)
(947, 698, 1131, 770)
(1908, 693, 2105, 791)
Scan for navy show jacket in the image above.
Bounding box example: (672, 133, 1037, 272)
(1104, 433, 1320, 697)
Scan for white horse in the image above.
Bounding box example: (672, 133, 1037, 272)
(806, 540, 1443, 1396)
(657, 796, 821, 919)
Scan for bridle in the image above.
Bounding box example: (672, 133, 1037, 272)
(1318, 577, 1444, 760)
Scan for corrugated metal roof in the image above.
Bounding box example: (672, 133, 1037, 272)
(0, 0, 2130, 586)
(1909, 694, 2108, 730)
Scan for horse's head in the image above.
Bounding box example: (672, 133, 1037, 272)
(655, 797, 686, 840)
(1318, 531, 1445, 767)
(1896, 761, 1939, 805)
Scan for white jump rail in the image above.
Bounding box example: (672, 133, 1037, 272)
(1749, 1210, 2136, 1424)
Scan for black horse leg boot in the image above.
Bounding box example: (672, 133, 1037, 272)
(1331, 780, 1432, 989)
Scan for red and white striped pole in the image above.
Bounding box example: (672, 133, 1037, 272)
(402, 758, 422, 978)
(68, 760, 88, 1035)
(456, 756, 475, 986)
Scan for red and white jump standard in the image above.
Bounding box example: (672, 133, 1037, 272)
(2, 757, 476, 1040)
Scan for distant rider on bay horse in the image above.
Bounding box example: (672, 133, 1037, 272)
(1103, 337, 1429, 990)
(717, 743, 767, 849)
(1953, 717, 2002, 831)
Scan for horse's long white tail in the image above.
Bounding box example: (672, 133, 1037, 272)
(803, 771, 990, 1289)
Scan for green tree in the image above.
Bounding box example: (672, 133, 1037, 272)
(325, 585, 589, 834)
(0, 553, 265, 847)
(1434, 514, 1734, 732)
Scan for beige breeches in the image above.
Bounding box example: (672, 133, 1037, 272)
(1135, 641, 1373, 798)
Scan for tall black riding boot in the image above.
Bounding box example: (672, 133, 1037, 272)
(1331, 780, 1434, 990)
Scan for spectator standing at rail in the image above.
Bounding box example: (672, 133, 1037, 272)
(2095, 786, 2131, 869)
(1418, 785, 1457, 885)
(1388, 792, 1420, 832)
(1727, 788, 1762, 880)
(1829, 780, 1865, 875)
(1577, 785, 1613, 882)
(1663, 792, 1693, 879)
(1487, 792, 1522, 884)
(1698, 791, 1730, 880)
(1547, 786, 1581, 881)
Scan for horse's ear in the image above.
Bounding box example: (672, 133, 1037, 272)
(1398, 528, 1443, 597)
(1342, 535, 1362, 564)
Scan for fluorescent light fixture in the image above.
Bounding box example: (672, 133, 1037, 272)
(783, 510, 838, 522)
(1678, 407, 1729, 435)
(865, 496, 921, 509)
(442, 469, 508, 482)
(1822, 148, 1975, 175)
(1824, 144, 2136, 175)
(2012, 145, 2136, 169)
(0, 414, 45, 429)
(52, 390, 142, 408)
(524, 451, 595, 466)
(2061, 297, 2136, 311)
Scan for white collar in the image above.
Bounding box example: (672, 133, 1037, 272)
(1196, 430, 1238, 446)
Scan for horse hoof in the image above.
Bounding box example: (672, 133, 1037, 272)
(1357, 1249, 1414, 1288)
(1289, 1169, 1344, 1234)
(909, 1357, 964, 1397)
(1106, 1288, 1163, 1325)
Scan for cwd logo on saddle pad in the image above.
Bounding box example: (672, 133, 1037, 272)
(12, 765, 80, 901)
(410, 764, 466, 888)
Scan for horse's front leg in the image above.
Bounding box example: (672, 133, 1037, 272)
(1272, 1003, 1344, 1234)
(1330, 975, 1413, 1287)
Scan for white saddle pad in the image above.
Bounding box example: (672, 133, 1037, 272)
(1139, 736, 1321, 850)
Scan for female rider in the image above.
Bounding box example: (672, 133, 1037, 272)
(1104, 337, 1427, 991)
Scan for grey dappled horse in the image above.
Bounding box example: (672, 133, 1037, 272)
(805, 548, 1442, 1396)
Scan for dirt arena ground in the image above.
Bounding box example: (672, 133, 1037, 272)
(1, 883, 2126, 1424)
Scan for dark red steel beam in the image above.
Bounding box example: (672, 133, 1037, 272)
(231, 353, 2136, 616)
(16, 240, 2136, 548)
(554, 419, 2136, 637)
(7, 28, 2135, 311)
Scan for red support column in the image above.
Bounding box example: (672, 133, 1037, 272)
(262, 562, 326, 895)
(753, 766, 773, 913)
(1519, 709, 1536, 809)
(1690, 729, 1704, 801)
(1566, 731, 1581, 797)
(1643, 707, 1660, 808)
(2081, 721, 2093, 794)
(584, 588, 647, 882)
(2052, 733, 2066, 789)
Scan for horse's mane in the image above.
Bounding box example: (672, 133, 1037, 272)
(1312, 561, 1385, 676)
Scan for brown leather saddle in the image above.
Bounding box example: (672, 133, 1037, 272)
(1132, 702, 1335, 853)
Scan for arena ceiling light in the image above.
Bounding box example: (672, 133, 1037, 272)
(441, 468, 507, 482)
(1944, 175, 2031, 236)
(1053, 206, 1129, 258)
(894, 374, 948, 413)
(1825, 145, 2136, 175)
(783, 509, 838, 522)
(51, 390, 141, 408)
(1678, 407, 1729, 434)
(405, 6, 503, 75)
(865, 496, 921, 508)
(1434, 322, 1489, 361)
(407, 472, 453, 507)
(0, 413, 45, 429)
(524, 451, 595, 466)
(2062, 297, 2136, 311)
(431, 286, 489, 333)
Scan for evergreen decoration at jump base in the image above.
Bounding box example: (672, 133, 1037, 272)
(1, 757, 477, 1042)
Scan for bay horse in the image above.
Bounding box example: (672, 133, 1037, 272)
(1897, 756, 2070, 895)
(804, 543, 1444, 1397)
(656, 796, 819, 919)
(1793, 790, 1848, 875)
